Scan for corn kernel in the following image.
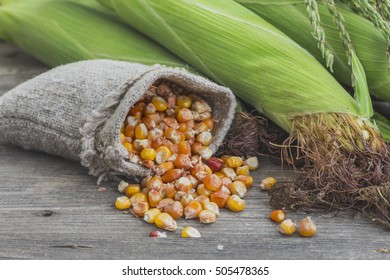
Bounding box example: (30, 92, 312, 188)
(195, 171, 209, 181)
(260, 177, 277, 191)
(236, 165, 249, 176)
(202, 174, 222, 192)
(141, 175, 152, 188)
(203, 118, 214, 130)
(130, 192, 148, 205)
(210, 191, 229, 208)
(269, 210, 285, 223)
(279, 219, 296, 235)
(124, 184, 141, 197)
(185, 129, 197, 140)
(120, 133, 126, 144)
(191, 142, 203, 155)
(115, 196, 131, 210)
(195, 195, 210, 206)
(127, 116, 141, 126)
(155, 213, 177, 231)
(135, 123, 148, 140)
(235, 175, 254, 188)
(157, 83, 172, 97)
(141, 187, 150, 196)
(149, 230, 167, 238)
(178, 141, 191, 155)
(174, 191, 187, 201)
(228, 181, 247, 198)
(133, 139, 150, 151)
(196, 184, 213, 197)
(155, 146, 172, 164)
(146, 176, 163, 190)
(144, 208, 161, 224)
(154, 161, 174, 176)
(222, 167, 237, 180)
(181, 226, 201, 238)
(148, 127, 163, 141)
(221, 186, 231, 195)
(118, 181, 129, 193)
(206, 157, 224, 172)
(160, 183, 177, 199)
(226, 156, 243, 168)
(174, 154, 192, 170)
(123, 142, 136, 154)
(152, 96, 168, 112)
(164, 201, 184, 220)
(245, 156, 259, 170)
(196, 131, 212, 146)
(164, 127, 182, 143)
(227, 195, 245, 212)
(132, 201, 150, 217)
(184, 201, 203, 219)
(198, 147, 213, 160)
(175, 177, 193, 193)
(178, 122, 188, 133)
(298, 217, 317, 237)
(144, 103, 157, 115)
(192, 100, 211, 113)
(203, 202, 220, 216)
(157, 198, 175, 211)
(163, 117, 180, 129)
(198, 111, 212, 121)
(180, 193, 194, 207)
(162, 169, 183, 183)
(199, 209, 217, 224)
(142, 116, 157, 130)
(140, 148, 156, 161)
(176, 95, 192, 108)
(148, 189, 163, 208)
(194, 122, 209, 133)
(221, 177, 233, 187)
(124, 125, 135, 138)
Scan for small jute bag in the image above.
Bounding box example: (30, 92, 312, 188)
(0, 60, 236, 182)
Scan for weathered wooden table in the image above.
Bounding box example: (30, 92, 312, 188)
(0, 42, 389, 260)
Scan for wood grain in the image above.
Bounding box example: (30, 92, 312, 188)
(0, 42, 389, 260)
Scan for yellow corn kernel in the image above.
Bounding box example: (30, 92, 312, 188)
(279, 219, 296, 235)
(176, 95, 192, 108)
(203, 201, 220, 216)
(152, 96, 168, 112)
(196, 184, 213, 197)
(155, 146, 172, 164)
(203, 174, 223, 192)
(180, 194, 194, 207)
(118, 180, 129, 193)
(260, 177, 277, 191)
(157, 198, 175, 211)
(144, 208, 162, 224)
(178, 122, 188, 132)
(177, 108, 194, 123)
(228, 181, 247, 198)
(210, 190, 229, 208)
(135, 123, 148, 140)
(236, 165, 249, 176)
(123, 142, 136, 154)
(130, 192, 148, 205)
(181, 226, 201, 238)
(269, 210, 285, 223)
(245, 156, 259, 170)
(196, 131, 213, 146)
(140, 148, 157, 161)
(120, 133, 126, 144)
(184, 201, 203, 219)
(222, 167, 237, 180)
(226, 156, 243, 168)
(124, 184, 141, 197)
(146, 176, 163, 190)
(298, 217, 317, 237)
(148, 189, 163, 208)
(235, 175, 254, 188)
(164, 201, 184, 220)
(220, 155, 230, 162)
(155, 161, 174, 176)
(175, 177, 193, 193)
(115, 196, 131, 210)
(199, 209, 217, 224)
(194, 195, 210, 207)
(227, 195, 245, 212)
(155, 213, 177, 231)
(132, 201, 150, 217)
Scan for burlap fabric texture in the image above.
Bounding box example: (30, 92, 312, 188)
(0, 60, 236, 182)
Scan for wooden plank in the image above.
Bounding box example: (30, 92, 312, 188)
(0, 42, 389, 260)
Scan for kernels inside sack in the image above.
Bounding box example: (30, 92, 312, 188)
(116, 80, 259, 232)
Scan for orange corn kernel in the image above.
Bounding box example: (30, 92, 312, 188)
(174, 154, 192, 170)
(146, 176, 163, 190)
(177, 108, 193, 123)
(178, 141, 192, 155)
(235, 175, 254, 188)
(164, 201, 184, 220)
(269, 210, 286, 223)
(162, 169, 183, 183)
(203, 174, 223, 192)
(210, 190, 229, 208)
(148, 190, 163, 208)
(184, 201, 203, 219)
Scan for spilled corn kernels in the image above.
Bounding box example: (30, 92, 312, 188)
(114, 81, 260, 233)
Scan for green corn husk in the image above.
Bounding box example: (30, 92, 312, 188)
(98, 0, 390, 227)
(0, 0, 185, 68)
(236, 0, 390, 103)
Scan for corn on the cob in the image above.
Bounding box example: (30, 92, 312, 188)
(99, 0, 390, 227)
(0, 0, 185, 68)
(237, 0, 390, 103)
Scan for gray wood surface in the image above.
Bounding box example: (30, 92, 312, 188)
(0, 42, 389, 260)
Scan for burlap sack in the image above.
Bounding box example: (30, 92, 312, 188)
(0, 60, 236, 182)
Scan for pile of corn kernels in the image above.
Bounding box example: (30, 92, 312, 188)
(115, 81, 259, 237)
